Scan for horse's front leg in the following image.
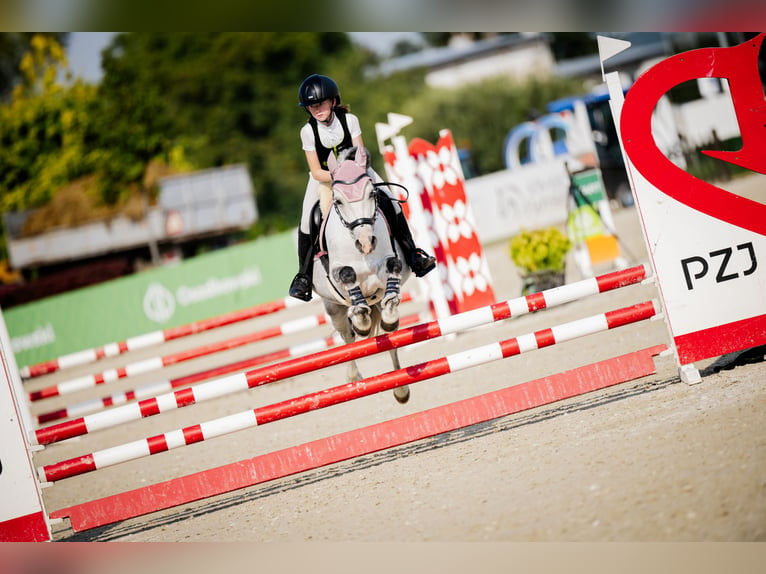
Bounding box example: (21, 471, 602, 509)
(338, 266, 372, 337)
(389, 347, 410, 404)
(380, 256, 402, 332)
(324, 299, 362, 383)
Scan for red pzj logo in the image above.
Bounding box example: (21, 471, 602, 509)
(621, 33, 766, 236)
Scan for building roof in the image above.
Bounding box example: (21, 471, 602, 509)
(554, 38, 669, 78)
(378, 33, 550, 77)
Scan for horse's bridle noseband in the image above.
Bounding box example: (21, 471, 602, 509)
(331, 172, 378, 231)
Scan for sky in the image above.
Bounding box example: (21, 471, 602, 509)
(65, 32, 117, 83)
(64, 32, 422, 84)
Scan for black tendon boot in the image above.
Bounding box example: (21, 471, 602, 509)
(379, 195, 436, 278)
(289, 231, 314, 301)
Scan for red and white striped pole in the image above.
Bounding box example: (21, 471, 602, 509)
(39, 299, 658, 482)
(35, 335, 340, 425)
(35, 312, 427, 424)
(28, 310, 333, 401)
(19, 296, 311, 379)
(20, 292, 415, 379)
(31, 265, 647, 446)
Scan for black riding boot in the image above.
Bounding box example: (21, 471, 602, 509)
(289, 231, 314, 301)
(379, 196, 436, 278)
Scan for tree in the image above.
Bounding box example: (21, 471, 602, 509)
(97, 32, 359, 231)
(0, 34, 99, 212)
(548, 33, 598, 60)
(0, 33, 68, 101)
(398, 75, 583, 176)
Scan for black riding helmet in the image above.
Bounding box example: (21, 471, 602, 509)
(298, 74, 340, 108)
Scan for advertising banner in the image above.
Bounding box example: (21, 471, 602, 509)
(5, 231, 297, 368)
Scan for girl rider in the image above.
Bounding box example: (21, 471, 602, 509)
(289, 74, 436, 301)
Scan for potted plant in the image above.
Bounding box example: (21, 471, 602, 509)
(509, 226, 572, 295)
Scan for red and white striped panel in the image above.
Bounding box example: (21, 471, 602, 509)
(409, 130, 496, 315)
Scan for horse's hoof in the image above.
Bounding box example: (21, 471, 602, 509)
(381, 318, 399, 332)
(393, 385, 410, 404)
(381, 296, 400, 332)
(348, 305, 372, 336)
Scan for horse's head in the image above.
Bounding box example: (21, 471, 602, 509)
(328, 147, 379, 255)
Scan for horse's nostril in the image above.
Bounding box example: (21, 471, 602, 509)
(370, 236, 377, 250)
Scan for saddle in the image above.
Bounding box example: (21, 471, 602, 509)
(309, 200, 329, 272)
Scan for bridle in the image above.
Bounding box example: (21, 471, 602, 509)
(331, 171, 379, 231)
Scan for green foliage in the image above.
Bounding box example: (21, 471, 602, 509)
(0, 33, 68, 101)
(397, 75, 582, 175)
(96, 32, 356, 232)
(509, 227, 572, 273)
(0, 35, 101, 212)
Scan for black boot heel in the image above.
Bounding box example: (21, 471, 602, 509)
(410, 248, 436, 277)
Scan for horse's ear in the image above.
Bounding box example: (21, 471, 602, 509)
(355, 146, 368, 169)
(327, 152, 339, 174)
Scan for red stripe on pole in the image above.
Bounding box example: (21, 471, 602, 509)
(103, 397, 114, 407)
(37, 408, 67, 425)
(93, 373, 105, 385)
(534, 328, 556, 348)
(95, 348, 106, 360)
(35, 418, 89, 445)
(125, 390, 136, 401)
(147, 435, 168, 455)
(29, 387, 58, 401)
(25, 360, 59, 378)
(499, 338, 522, 357)
(174, 387, 196, 407)
(183, 425, 204, 445)
(118, 341, 130, 353)
(526, 292, 547, 312)
(50, 345, 666, 532)
(139, 398, 160, 418)
(43, 454, 95, 483)
(605, 301, 656, 329)
(490, 301, 512, 322)
(597, 264, 647, 292)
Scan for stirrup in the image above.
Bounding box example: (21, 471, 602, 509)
(289, 273, 312, 301)
(410, 248, 436, 277)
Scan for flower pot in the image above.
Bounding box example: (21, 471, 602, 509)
(520, 268, 566, 295)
